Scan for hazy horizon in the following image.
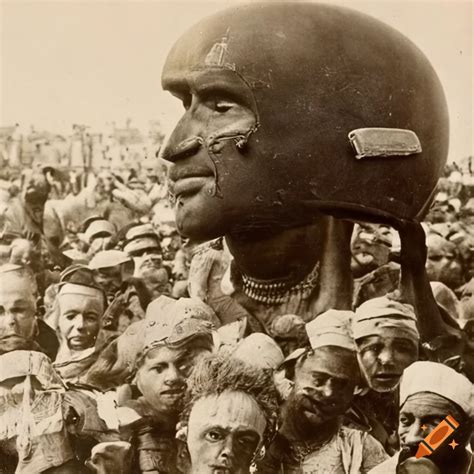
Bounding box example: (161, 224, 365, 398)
(1, 0, 472, 162)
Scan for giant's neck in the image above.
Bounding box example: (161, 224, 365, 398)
(226, 222, 324, 283)
(225, 215, 354, 311)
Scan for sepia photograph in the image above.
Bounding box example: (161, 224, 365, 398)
(0, 0, 473, 473)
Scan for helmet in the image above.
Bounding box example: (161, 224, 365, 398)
(161, 3, 448, 233)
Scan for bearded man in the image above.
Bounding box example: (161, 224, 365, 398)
(260, 310, 387, 472)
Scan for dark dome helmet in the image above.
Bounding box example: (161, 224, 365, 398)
(161, 3, 448, 239)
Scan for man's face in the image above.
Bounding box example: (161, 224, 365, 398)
(357, 332, 418, 392)
(289, 346, 357, 428)
(187, 391, 266, 474)
(162, 69, 264, 241)
(0, 275, 36, 340)
(58, 292, 103, 351)
(399, 393, 466, 466)
(426, 235, 463, 290)
(94, 266, 123, 298)
(136, 344, 209, 415)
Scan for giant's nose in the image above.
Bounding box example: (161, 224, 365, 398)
(159, 109, 204, 164)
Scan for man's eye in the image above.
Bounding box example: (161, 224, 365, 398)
(361, 344, 382, 355)
(238, 436, 257, 449)
(85, 314, 98, 323)
(205, 430, 223, 442)
(394, 340, 416, 354)
(153, 364, 166, 374)
(399, 416, 411, 427)
(178, 361, 192, 375)
(429, 255, 443, 262)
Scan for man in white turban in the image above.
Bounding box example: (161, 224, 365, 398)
(352, 296, 419, 393)
(370, 361, 473, 473)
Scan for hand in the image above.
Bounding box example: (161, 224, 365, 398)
(396, 219, 427, 271)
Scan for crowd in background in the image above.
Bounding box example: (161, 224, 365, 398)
(0, 125, 473, 473)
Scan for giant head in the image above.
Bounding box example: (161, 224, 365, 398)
(161, 3, 448, 240)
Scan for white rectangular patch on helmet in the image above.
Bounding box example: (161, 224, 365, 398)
(349, 128, 422, 159)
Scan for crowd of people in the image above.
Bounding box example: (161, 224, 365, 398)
(0, 151, 472, 474)
(1, 2, 473, 474)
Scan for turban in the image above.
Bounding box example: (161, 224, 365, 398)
(353, 297, 419, 341)
(305, 310, 355, 351)
(400, 361, 474, 418)
(232, 333, 284, 370)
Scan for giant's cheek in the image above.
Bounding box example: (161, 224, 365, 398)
(173, 139, 272, 240)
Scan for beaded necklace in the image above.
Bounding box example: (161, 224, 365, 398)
(241, 261, 320, 305)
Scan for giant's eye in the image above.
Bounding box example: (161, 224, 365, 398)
(214, 99, 234, 113)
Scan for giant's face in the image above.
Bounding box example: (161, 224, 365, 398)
(161, 4, 448, 240)
(0, 274, 36, 341)
(356, 331, 418, 392)
(187, 391, 266, 474)
(162, 69, 261, 240)
(289, 346, 357, 429)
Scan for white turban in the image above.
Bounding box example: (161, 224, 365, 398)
(305, 310, 355, 351)
(400, 361, 474, 418)
(353, 296, 419, 341)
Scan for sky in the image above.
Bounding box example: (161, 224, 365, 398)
(0, 0, 472, 162)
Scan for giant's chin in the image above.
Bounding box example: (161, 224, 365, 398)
(174, 190, 231, 241)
